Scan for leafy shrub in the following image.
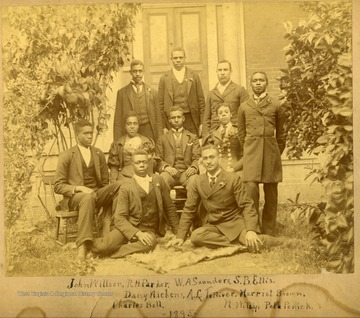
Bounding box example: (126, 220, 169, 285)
(280, 1, 353, 273)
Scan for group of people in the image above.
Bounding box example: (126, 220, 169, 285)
(54, 47, 287, 261)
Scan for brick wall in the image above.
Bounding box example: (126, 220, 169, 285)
(243, 2, 307, 95)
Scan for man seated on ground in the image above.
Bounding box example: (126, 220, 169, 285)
(54, 119, 121, 260)
(91, 150, 179, 258)
(167, 144, 282, 252)
(155, 106, 201, 192)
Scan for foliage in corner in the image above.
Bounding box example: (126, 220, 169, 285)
(280, 1, 353, 273)
(3, 3, 139, 228)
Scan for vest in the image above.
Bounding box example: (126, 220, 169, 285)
(173, 134, 187, 171)
(171, 73, 190, 113)
(81, 155, 98, 190)
(132, 88, 150, 125)
(136, 183, 159, 233)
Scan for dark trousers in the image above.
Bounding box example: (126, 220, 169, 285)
(91, 229, 157, 258)
(138, 122, 155, 141)
(68, 182, 121, 247)
(245, 182, 278, 235)
(183, 112, 198, 136)
(190, 224, 248, 248)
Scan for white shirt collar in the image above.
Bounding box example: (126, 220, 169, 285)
(207, 168, 222, 182)
(253, 92, 267, 103)
(172, 67, 186, 83)
(172, 127, 184, 134)
(77, 144, 91, 167)
(133, 174, 152, 194)
(216, 80, 231, 94)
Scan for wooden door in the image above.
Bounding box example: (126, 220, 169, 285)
(142, 5, 209, 94)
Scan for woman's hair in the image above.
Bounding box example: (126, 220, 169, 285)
(123, 111, 140, 124)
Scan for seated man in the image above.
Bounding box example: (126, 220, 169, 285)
(54, 119, 121, 260)
(91, 150, 179, 258)
(155, 106, 201, 191)
(167, 144, 282, 252)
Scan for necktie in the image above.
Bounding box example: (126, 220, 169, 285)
(221, 126, 226, 139)
(174, 130, 181, 138)
(210, 176, 216, 188)
(135, 83, 142, 93)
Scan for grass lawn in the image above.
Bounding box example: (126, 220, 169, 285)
(5, 203, 323, 277)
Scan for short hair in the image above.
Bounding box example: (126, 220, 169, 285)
(74, 119, 93, 134)
(217, 59, 232, 70)
(123, 111, 140, 124)
(251, 71, 268, 84)
(131, 149, 149, 161)
(130, 59, 144, 69)
(215, 102, 231, 114)
(201, 144, 220, 155)
(169, 106, 184, 115)
(171, 47, 186, 58)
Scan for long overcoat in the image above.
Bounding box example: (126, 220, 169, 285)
(237, 95, 286, 183)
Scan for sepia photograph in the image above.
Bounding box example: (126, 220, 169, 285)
(0, 0, 359, 317)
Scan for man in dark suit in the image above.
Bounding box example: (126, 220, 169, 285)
(158, 47, 205, 137)
(91, 150, 179, 258)
(113, 59, 162, 141)
(203, 60, 249, 137)
(167, 145, 281, 251)
(155, 106, 201, 192)
(238, 72, 286, 235)
(54, 120, 121, 260)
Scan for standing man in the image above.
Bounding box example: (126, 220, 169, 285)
(237, 72, 286, 235)
(113, 59, 162, 142)
(156, 106, 201, 192)
(54, 120, 121, 260)
(91, 150, 179, 258)
(158, 47, 205, 137)
(203, 60, 249, 136)
(167, 145, 281, 251)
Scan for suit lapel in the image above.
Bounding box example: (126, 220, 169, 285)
(152, 176, 163, 218)
(199, 174, 212, 198)
(167, 131, 176, 150)
(182, 130, 189, 154)
(212, 86, 224, 100)
(222, 82, 235, 98)
(165, 72, 173, 102)
(125, 84, 135, 110)
(185, 68, 193, 96)
(208, 170, 227, 197)
(73, 146, 83, 181)
(247, 98, 263, 115)
(131, 179, 143, 208)
(91, 147, 101, 182)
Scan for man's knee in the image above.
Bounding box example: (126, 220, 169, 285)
(190, 227, 207, 246)
(160, 172, 174, 189)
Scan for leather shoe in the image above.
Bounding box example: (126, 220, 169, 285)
(77, 243, 87, 261)
(259, 234, 284, 250)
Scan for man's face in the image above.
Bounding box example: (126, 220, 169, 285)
(216, 62, 232, 85)
(251, 73, 268, 96)
(76, 125, 93, 148)
(171, 51, 186, 71)
(217, 106, 231, 126)
(132, 154, 149, 177)
(168, 110, 185, 130)
(130, 64, 144, 84)
(125, 116, 139, 137)
(202, 148, 220, 174)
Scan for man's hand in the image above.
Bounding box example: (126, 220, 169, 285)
(165, 166, 179, 177)
(184, 166, 197, 178)
(74, 186, 97, 199)
(135, 231, 155, 246)
(245, 231, 263, 253)
(166, 238, 185, 248)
